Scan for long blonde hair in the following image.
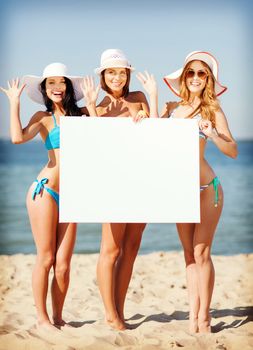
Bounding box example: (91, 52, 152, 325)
(179, 60, 220, 127)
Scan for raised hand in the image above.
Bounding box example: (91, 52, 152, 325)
(0, 78, 26, 101)
(81, 76, 100, 106)
(136, 71, 157, 96)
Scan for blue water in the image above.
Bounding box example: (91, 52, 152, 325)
(0, 140, 252, 255)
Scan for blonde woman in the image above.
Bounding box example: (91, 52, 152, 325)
(162, 51, 237, 333)
(82, 48, 158, 330)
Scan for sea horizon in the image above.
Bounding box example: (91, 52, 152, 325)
(0, 139, 252, 255)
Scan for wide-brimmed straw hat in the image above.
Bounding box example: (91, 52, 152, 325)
(22, 62, 83, 105)
(164, 51, 227, 97)
(94, 49, 135, 75)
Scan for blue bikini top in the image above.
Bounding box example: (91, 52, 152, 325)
(170, 108, 207, 140)
(44, 113, 60, 150)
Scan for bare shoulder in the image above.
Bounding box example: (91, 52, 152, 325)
(161, 101, 178, 118)
(29, 111, 49, 124)
(127, 91, 146, 103)
(214, 107, 226, 119)
(80, 106, 89, 116)
(97, 96, 111, 108)
(214, 107, 229, 125)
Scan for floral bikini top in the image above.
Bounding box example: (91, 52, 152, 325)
(169, 108, 207, 140)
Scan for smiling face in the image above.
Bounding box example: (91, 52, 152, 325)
(45, 76, 66, 103)
(184, 61, 208, 96)
(104, 68, 128, 94)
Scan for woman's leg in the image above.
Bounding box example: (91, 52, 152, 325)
(177, 223, 200, 333)
(96, 223, 126, 330)
(194, 185, 223, 332)
(115, 223, 146, 321)
(26, 187, 58, 327)
(51, 223, 77, 326)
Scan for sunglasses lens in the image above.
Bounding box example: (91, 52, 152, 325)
(198, 71, 207, 79)
(186, 70, 207, 80)
(186, 70, 195, 79)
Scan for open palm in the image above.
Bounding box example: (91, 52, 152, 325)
(81, 76, 100, 105)
(0, 78, 26, 101)
(136, 71, 157, 96)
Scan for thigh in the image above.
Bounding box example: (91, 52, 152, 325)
(123, 223, 146, 245)
(101, 223, 127, 251)
(194, 185, 223, 247)
(26, 184, 58, 254)
(176, 223, 195, 251)
(55, 223, 77, 263)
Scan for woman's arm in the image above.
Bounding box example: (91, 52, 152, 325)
(0, 79, 42, 144)
(199, 109, 238, 159)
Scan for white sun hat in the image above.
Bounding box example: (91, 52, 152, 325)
(94, 49, 135, 75)
(22, 62, 84, 105)
(164, 51, 227, 97)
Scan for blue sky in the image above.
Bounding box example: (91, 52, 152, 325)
(0, 0, 252, 139)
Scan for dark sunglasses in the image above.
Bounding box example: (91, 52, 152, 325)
(185, 69, 207, 80)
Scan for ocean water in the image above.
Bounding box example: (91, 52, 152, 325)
(0, 140, 252, 255)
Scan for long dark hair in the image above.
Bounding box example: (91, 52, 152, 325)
(40, 77, 82, 116)
(100, 68, 131, 98)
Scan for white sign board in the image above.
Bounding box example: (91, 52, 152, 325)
(60, 117, 200, 223)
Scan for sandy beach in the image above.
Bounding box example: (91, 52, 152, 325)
(0, 252, 252, 350)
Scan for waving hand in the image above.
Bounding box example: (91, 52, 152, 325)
(0, 78, 26, 101)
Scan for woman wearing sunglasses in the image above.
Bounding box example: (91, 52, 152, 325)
(162, 51, 237, 333)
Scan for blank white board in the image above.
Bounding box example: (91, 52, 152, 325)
(60, 117, 200, 223)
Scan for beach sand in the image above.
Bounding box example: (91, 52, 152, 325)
(0, 252, 252, 350)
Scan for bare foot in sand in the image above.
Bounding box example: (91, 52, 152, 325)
(36, 320, 60, 332)
(189, 316, 199, 333)
(106, 316, 126, 331)
(53, 319, 72, 328)
(198, 316, 211, 333)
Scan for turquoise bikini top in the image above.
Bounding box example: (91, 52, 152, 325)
(45, 113, 60, 150)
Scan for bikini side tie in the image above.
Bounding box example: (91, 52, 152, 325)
(209, 177, 220, 207)
(32, 178, 48, 200)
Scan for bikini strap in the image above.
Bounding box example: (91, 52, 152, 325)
(52, 113, 58, 127)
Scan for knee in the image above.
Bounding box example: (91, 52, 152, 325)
(123, 238, 142, 258)
(194, 246, 211, 266)
(183, 249, 195, 266)
(100, 246, 121, 265)
(54, 260, 70, 280)
(37, 253, 55, 271)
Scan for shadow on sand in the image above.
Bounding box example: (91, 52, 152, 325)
(125, 306, 253, 332)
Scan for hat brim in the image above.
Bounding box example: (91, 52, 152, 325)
(22, 75, 84, 105)
(164, 69, 227, 97)
(94, 65, 135, 75)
